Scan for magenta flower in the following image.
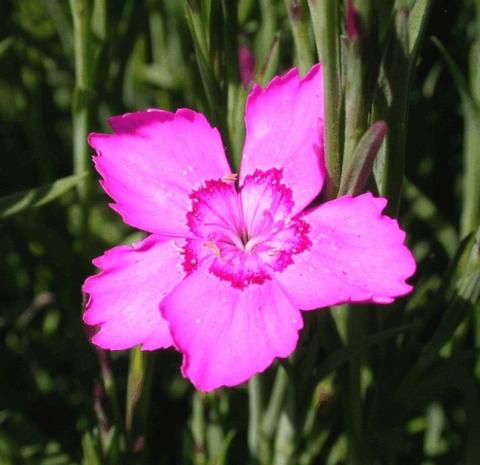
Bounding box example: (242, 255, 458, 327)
(83, 64, 415, 391)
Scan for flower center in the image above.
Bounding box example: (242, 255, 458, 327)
(183, 168, 311, 289)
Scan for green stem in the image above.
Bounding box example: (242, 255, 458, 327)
(96, 349, 120, 429)
(373, 8, 410, 216)
(70, 0, 93, 242)
(461, 107, 480, 237)
(262, 365, 289, 440)
(461, 6, 480, 237)
(192, 392, 207, 465)
(342, 38, 367, 172)
(345, 307, 368, 465)
(221, 0, 239, 88)
(272, 404, 296, 465)
(257, 0, 276, 65)
(285, 0, 314, 75)
(184, 1, 222, 120)
(221, 0, 242, 167)
(374, 0, 431, 215)
(125, 348, 156, 465)
(355, 0, 372, 31)
(383, 9, 409, 216)
(91, 0, 108, 41)
(248, 376, 263, 460)
(184, 0, 232, 164)
(308, 0, 341, 197)
(206, 393, 226, 460)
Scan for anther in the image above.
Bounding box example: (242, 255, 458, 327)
(171, 240, 185, 253)
(203, 241, 222, 258)
(267, 248, 281, 256)
(221, 173, 238, 184)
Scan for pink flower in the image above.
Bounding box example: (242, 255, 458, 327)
(83, 64, 415, 391)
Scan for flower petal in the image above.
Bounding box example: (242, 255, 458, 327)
(83, 235, 185, 350)
(240, 168, 294, 238)
(275, 193, 416, 308)
(89, 109, 231, 237)
(161, 268, 303, 391)
(240, 64, 325, 214)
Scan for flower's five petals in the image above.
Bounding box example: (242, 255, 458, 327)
(161, 267, 303, 391)
(275, 193, 416, 308)
(83, 235, 185, 350)
(240, 64, 325, 214)
(83, 63, 417, 392)
(89, 109, 231, 237)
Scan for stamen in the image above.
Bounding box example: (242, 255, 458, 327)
(221, 173, 238, 184)
(171, 240, 185, 253)
(267, 248, 282, 256)
(203, 241, 222, 258)
(184, 169, 310, 289)
(244, 235, 266, 252)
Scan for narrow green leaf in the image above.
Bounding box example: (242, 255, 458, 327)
(248, 376, 263, 459)
(420, 292, 471, 363)
(184, 0, 225, 138)
(222, 0, 242, 166)
(125, 347, 154, 438)
(0, 173, 88, 218)
(70, 0, 95, 247)
(424, 403, 446, 457)
(125, 347, 144, 434)
(256, 0, 276, 65)
(227, 84, 247, 169)
(470, 39, 480, 105)
(0, 37, 13, 58)
(408, 0, 433, 61)
(285, 0, 314, 75)
(403, 178, 458, 257)
(91, 0, 108, 41)
(432, 37, 473, 106)
(191, 392, 207, 465)
(209, 430, 236, 465)
(373, 8, 410, 215)
(342, 37, 368, 171)
(184, 0, 212, 79)
(433, 37, 480, 237)
(200, 0, 212, 37)
(256, 34, 280, 87)
(238, 0, 255, 23)
(316, 324, 414, 381)
(261, 365, 289, 440)
(272, 406, 296, 465)
(397, 234, 478, 399)
(206, 394, 227, 461)
(462, 105, 480, 237)
(464, 33, 480, 237)
(82, 432, 102, 465)
(457, 228, 480, 304)
(457, 270, 480, 304)
(400, 354, 480, 415)
(308, 0, 341, 197)
(339, 122, 387, 196)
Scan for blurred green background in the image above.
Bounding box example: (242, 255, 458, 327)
(1, 1, 480, 464)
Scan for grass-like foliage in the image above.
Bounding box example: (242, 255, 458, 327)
(1, 1, 479, 464)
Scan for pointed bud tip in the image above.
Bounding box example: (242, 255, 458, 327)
(372, 121, 388, 137)
(345, 0, 363, 39)
(288, 0, 304, 21)
(239, 46, 255, 89)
